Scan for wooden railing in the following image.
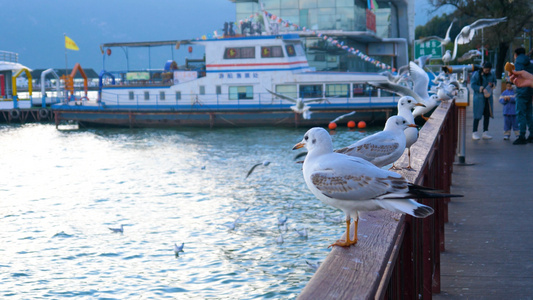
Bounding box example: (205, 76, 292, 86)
(298, 100, 458, 299)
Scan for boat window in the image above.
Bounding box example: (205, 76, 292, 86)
(224, 47, 255, 59)
(326, 84, 349, 97)
(176, 91, 181, 100)
(129, 91, 134, 100)
(299, 84, 323, 98)
(285, 45, 296, 57)
(275, 84, 297, 99)
(261, 46, 284, 58)
(199, 86, 205, 95)
(144, 91, 150, 100)
(229, 86, 253, 100)
(353, 83, 377, 97)
(216, 85, 222, 95)
(160, 91, 166, 100)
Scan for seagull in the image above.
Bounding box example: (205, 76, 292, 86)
(416, 54, 432, 70)
(442, 50, 452, 65)
(265, 88, 328, 119)
(226, 207, 250, 230)
(278, 215, 288, 226)
(294, 227, 309, 238)
(293, 127, 461, 247)
(330, 111, 356, 124)
(370, 62, 440, 121)
(108, 224, 124, 234)
(455, 17, 507, 45)
(457, 49, 482, 62)
(245, 161, 271, 179)
(306, 260, 322, 271)
(334, 115, 417, 168)
(418, 19, 456, 46)
(173, 242, 185, 257)
(396, 96, 425, 170)
(276, 234, 284, 244)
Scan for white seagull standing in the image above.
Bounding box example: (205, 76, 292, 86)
(396, 96, 425, 170)
(418, 19, 456, 46)
(293, 128, 459, 247)
(334, 115, 417, 168)
(442, 50, 452, 65)
(265, 88, 329, 119)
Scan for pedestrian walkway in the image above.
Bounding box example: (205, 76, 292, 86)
(435, 85, 533, 298)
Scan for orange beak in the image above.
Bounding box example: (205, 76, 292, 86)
(408, 124, 418, 128)
(415, 103, 426, 107)
(292, 142, 305, 150)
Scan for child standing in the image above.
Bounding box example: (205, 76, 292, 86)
(499, 81, 519, 140)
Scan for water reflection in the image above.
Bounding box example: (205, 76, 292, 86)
(0, 123, 376, 299)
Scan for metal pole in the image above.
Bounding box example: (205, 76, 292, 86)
(457, 106, 466, 164)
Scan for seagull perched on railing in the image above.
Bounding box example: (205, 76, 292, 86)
(265, 88, 329, 120)
(334, 115, 417, 168)
(396, 96, 425, 170)
(293, 127, 462, 247)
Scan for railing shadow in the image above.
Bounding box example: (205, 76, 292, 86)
(298, 100, 458, 299)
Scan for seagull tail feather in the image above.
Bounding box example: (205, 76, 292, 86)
(407, 184, 463, 199)
(378, 199, 434, 218)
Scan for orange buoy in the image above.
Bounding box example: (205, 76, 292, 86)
(347, 120, 356, 128)
(328, 122, 337, 130)
(358, 121, 367, 129)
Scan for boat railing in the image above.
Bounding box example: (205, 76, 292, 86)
(97, 91, 398, 110)
(0, 50, 18, 63)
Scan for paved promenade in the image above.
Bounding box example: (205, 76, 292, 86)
(435, 85, 533, 299)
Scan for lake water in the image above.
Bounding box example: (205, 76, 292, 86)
(0, 123, 377, 299)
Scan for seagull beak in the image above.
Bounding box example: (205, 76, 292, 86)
(292, 142, 305, 150)
(415, 103, 426, 107)
(408, 124, 418, 128)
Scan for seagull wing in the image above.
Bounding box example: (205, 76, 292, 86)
(409, 62, 430, 100)
(334, 132, 402, 167)
(308, 154, 408, 200)
(418, 36, 444, 43)
(246, 163, 262, 179)
(302, 97, 328, 103)
(265, 88, 296, 103)
(368, 81, 425, 104)
(444, 19, 455, 41)
(331, 111, 356, 123)
(469, 17, 507, 31)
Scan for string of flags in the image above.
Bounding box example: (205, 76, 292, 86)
(194, 9, 393, 71)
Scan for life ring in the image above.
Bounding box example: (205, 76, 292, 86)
(10, 109, 21, 119)
(39, 108, 49, 119)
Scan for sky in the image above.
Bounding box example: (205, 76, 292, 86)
(1, 0, 447, 72)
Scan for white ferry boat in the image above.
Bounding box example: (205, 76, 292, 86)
(52, 34, 398, 128)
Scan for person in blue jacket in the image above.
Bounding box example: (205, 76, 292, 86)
(499, 81, 518, 140)
(512, 47, 533, 144)
(470, 62, 497, 140)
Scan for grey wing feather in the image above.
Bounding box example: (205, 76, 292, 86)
(368, 81, 424, 104)
(246, 163, 261, 178)
(469, 17, 507, 30)
(265, 88, 296, 103)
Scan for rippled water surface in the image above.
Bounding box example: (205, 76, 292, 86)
(0, 123, 377, 299)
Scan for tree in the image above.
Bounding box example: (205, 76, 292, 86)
(427, 0, 533, 76)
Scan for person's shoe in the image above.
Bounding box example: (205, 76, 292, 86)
(472, 132, 481, 140)
(482, 131, 492, 140)
(514, 131, 520, 137)
(513, 136, 528, 145)
(527, 136, 533, 143)
(503, 135, 510, 140)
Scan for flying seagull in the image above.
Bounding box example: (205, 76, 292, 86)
(418, 19, 456, 46)
(455, 17, 507, 45)
(457, 49, 482, 62)
(330, 111, 356, 124)
(293, 127, 462, 247)
(245, 161, 271, 179)
(265, 88, 329, 119)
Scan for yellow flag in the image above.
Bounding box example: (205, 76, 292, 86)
(65, 35, 79, 51)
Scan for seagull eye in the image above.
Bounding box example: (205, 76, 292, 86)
(304, 135, 309, 141)
(408, 100, 411, 103)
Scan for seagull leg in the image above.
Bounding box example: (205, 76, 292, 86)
(389, 163, 401, 170)
(421, 115, 430, 121)
(405, 148, 414, 170)
(329, 217, 358, 247)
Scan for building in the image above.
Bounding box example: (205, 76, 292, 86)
(229, 0, 414, 72)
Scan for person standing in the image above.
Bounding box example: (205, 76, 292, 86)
(512, 47, 533, 145)
(499, 81, 519, 140)
(470, 62, 497, 140)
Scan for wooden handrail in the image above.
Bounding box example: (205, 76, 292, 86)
(298, 100, 457, 299)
